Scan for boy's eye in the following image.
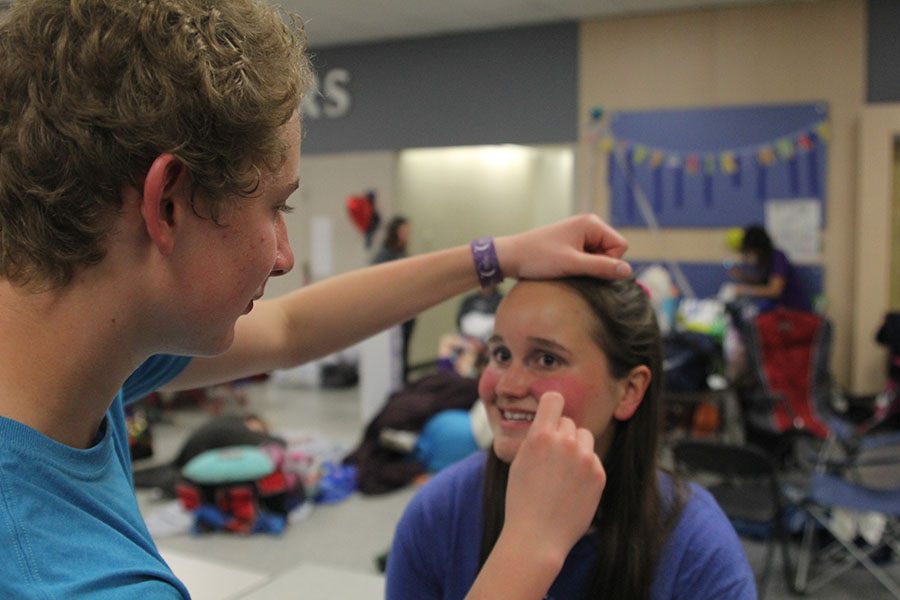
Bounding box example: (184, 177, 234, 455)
(276, 203, 295, 214)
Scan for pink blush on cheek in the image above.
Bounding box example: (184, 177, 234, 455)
(530, 376, 591, 422)
(477, 368, 500, 400)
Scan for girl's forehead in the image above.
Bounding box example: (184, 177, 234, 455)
(502, 280, 586, 311)
(495, 282, 596, 338)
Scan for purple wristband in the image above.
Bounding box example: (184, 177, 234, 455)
(470, 237, 504, 288)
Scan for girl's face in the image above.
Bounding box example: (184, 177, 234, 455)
(478, 281, 643, 463)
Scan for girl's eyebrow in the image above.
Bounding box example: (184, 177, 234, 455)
(527, 336, 571, 356)
(488, 334, 572, 356)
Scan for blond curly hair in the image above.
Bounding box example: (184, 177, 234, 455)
(0, 0, 313, 289)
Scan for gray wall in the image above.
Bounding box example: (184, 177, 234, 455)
(301, 4, 900, 125)
(867, 0, 900, 103)
(302, 22, 578, 154)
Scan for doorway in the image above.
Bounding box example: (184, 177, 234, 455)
(892, 137, 900, 309)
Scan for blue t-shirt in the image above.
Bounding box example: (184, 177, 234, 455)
(386, 451, 756, 600)
(0, 354, 191, 599)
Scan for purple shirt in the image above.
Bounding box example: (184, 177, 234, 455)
(770, 249, 811, 311)
(386, 452, 756, 600)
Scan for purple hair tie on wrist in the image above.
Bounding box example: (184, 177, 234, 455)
(470, 237, 504, 289)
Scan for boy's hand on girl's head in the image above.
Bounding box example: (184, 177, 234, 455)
(502, 391, 606, 566)
(495, 214, 631, 282)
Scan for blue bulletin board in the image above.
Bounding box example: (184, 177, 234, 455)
(601, 104, 829, 228)
(631, 261, 824, 302)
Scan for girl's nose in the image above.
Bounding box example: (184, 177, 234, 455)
(494, 363, 531, 400)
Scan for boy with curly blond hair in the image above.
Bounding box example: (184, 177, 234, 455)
(0, 1, 632, 596)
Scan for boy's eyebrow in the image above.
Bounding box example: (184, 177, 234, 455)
(272, 178, 299, 202)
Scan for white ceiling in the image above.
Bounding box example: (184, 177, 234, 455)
(285, 0, 809, 48)
(0, 1, 811, 47)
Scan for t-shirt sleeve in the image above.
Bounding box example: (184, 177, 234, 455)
(121, 355, 192, 405)
(385, 490, 445, 600)
(667, 485, 758, 600)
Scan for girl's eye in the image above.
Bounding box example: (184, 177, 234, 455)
(536, 352, 560, 368)
(490, 347, 511, 364)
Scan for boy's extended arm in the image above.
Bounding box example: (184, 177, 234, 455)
(163, 214, 629, 391)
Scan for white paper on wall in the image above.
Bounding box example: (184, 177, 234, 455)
(764, 199, 822, 263)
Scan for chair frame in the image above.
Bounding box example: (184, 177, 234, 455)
(672, 439, 796, 599)
(792, 433, 900, 598)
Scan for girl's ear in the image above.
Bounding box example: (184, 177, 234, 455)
(139, 154, 191, 255)
(613, 365, 651, 421)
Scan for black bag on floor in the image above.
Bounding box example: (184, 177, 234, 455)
(663, 331, 720, 393)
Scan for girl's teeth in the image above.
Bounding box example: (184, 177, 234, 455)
(503, 410, 534, 422)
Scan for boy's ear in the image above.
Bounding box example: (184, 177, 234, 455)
(139, 154, 191, 255)
(613, 365, 651, 421)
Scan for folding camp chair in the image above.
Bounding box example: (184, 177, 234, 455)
(741, 307, 834, 437)
(672, 439, 795, 600)
(736, 307, 838, 466)
(792, 429, 900, 598)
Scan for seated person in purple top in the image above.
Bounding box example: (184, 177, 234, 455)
(729, 224, 811, 312)
(387, 277, 756, 600)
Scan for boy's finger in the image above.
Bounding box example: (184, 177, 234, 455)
(557, 416, 577, 439)
(532, 391, 565, 431)
(575, 428, 595, 453)
(582, 215, 628, 258)
(573, 253, 632, 279)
